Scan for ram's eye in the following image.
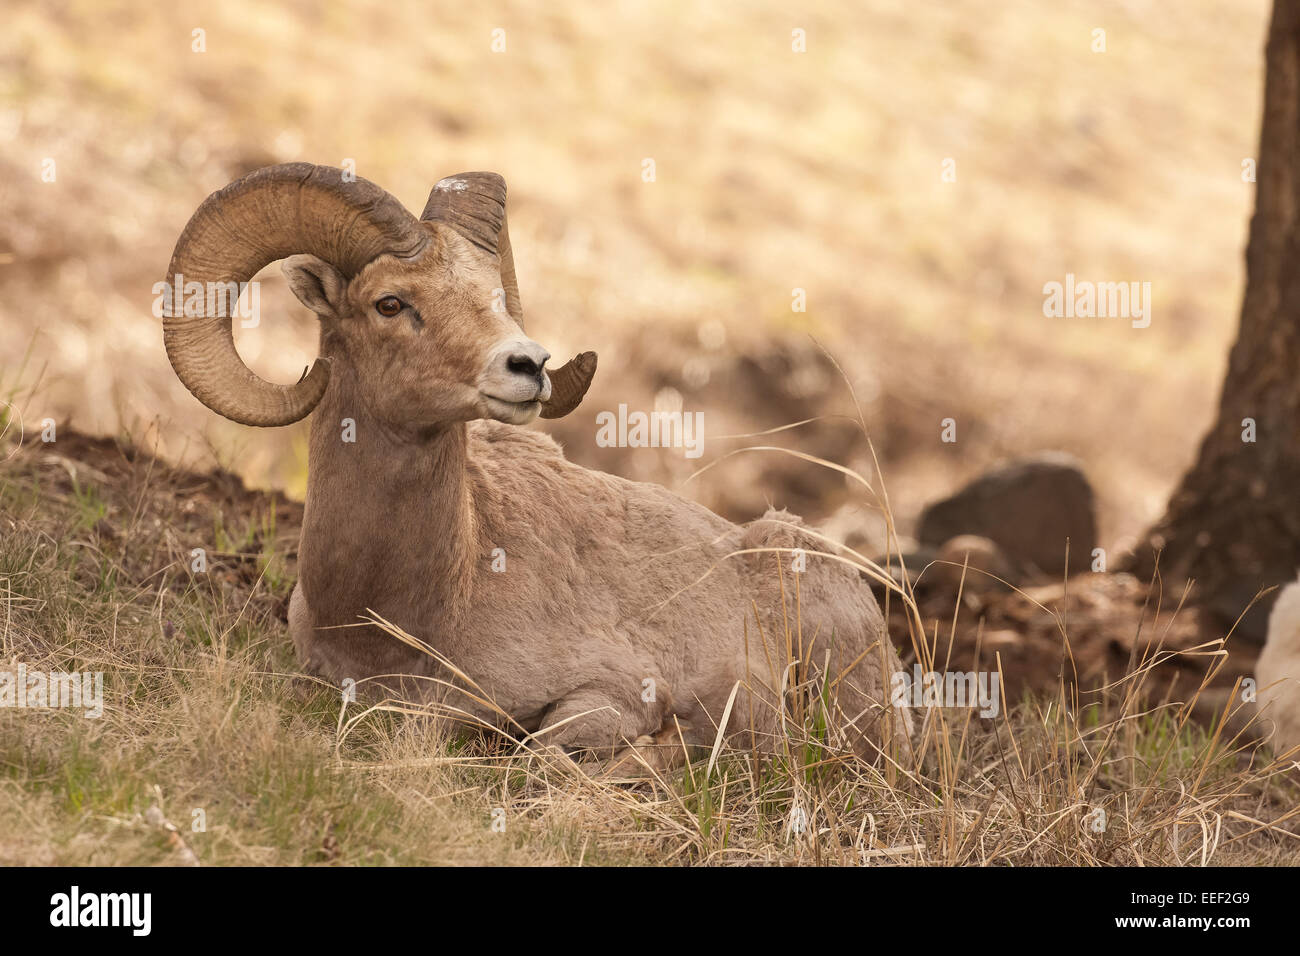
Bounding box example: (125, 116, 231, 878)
(375, 296, 403, 317)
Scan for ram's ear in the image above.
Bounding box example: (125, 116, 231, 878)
(282, 254, 347, 321)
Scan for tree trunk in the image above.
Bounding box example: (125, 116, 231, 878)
(1133, 0, 1300, 643)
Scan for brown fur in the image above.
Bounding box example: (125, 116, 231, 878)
(249, 202, 910, 763)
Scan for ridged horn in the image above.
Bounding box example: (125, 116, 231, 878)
(164, 162, 428, 427)
(539, 351, 598, 419)
(422, 172, 597, 418)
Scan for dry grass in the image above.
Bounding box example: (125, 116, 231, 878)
(2, 425, 1297, 866)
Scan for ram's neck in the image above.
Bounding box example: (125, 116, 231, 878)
(297, 359, 477, 645)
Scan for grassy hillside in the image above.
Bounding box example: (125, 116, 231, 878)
(1, 431, 1297, 865)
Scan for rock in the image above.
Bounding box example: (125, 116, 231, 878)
(916, 453, 1096, 577)
(868, 536, 1013, 609)
(866, 543, 938, 604)
(932, 534, 1015, 593)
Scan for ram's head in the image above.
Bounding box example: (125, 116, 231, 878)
(162, 163, 596, 428)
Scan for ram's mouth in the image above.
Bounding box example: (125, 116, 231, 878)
(480, 394, 543, 425)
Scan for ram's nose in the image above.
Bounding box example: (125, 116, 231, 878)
(485, 339, 553, 402)
(506, 346, 549, 383)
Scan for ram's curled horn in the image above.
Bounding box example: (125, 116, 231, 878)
(164, 162, 428, 427)
(540, 351, 598, 419)
(420, 172, 520, 318)
(422, 172, 598, 418)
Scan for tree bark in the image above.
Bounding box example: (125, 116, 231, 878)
(1132, 0, 1300, 642)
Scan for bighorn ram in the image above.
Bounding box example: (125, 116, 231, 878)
(163, 163, 911, 767)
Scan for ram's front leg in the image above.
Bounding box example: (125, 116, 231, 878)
(532, 681, 671, 764)
(601, 721, 692, 781)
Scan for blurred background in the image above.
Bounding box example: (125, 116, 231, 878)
(0, 0, 1270, 559)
